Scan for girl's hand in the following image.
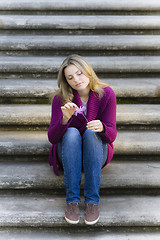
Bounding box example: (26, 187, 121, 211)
(87, 120, 104, 133)
(61, 102, 77, 124)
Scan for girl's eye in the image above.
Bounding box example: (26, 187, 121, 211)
(68, 77, 72, 80)
(77, 72, 82, 75)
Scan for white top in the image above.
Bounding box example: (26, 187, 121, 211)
(81, 100, 88, 115)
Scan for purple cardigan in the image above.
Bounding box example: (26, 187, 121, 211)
(48, 87, 117, 175)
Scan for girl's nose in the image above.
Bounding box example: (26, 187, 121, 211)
(74, 75, 79, 82)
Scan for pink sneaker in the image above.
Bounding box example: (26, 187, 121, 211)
(65, 202, 80, 224)
(84, 203, 100, 225)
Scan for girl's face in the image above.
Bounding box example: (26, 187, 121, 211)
(64, 64, 90, 93)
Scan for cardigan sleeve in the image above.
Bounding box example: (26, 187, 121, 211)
(98, 87, 117, 143)
(48, 95, 73, 144)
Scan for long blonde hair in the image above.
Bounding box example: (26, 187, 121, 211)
(53, 54, 108, 103)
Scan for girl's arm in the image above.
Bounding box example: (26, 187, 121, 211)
(48, 96, 73, 144)
(98, 88, 117, 143)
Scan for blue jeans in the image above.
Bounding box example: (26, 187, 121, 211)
(58, 127, 108, 204)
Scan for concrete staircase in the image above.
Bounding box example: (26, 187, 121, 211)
(0, 0, 160, 239)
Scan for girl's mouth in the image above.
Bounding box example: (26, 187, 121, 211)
(76, 83, 82, 87)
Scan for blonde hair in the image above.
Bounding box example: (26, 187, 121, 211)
(52, 54, 108, 103)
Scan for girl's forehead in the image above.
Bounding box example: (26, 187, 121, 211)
(64, 64, 80, 75)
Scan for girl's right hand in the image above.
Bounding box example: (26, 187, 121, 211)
(61, 102, 77, 124)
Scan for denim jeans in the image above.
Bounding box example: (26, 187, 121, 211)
(58, 127, 108, 204)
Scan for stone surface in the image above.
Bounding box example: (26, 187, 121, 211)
(0, 78, 160, 98)
(0, 131, 159, 156)
(0, 193, 160, 227)
(0, 131, 50, 156)
(115, 131, 160, 155)
(0, 0, 160, 237)
(117, 104, 160, 125)
(1, 0, 160, 11)
(1, 56, 160, 73)
(0, 105, 51, 125)
(0, 104, 160, 126)
(0, 228, 160, 240)
(0, 160, 160, 189)
(0, 79, 55, 98)
(2, 35, 160, 50)
(1, 15, 160, 30)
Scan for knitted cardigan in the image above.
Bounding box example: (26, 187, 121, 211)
(48, 86, 117, 175)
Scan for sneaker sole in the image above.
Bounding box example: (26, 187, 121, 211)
(65, 216, 79, 224)
(84, 216, 100, 225)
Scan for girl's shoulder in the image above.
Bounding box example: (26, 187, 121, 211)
(52, 94, 63, 106)
(103, 86, 116, 98)
(99, 86, 116, 111)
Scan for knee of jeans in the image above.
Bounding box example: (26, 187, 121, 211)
(63, 127, 81, 143)
(83, 129, 96, 140)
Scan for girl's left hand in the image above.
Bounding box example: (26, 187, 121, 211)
(87, 120, 104, 133)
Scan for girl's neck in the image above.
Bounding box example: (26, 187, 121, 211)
(78, 92, 89, 103)
(77, 86, 90, 102)
(80, 96, 89, 103)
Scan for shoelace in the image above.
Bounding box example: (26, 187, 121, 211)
(68, 203, 78, 213)
(86, 203, 96, 214)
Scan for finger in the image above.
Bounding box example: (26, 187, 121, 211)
(66, 102, 78, 108)
(87, 120, 100, 125)
(87, 127, 99, 132)
(87, 122, 102, 132)
(71, 103, 78, 108)
(87, 123, 96, 128)
(90, 120, 100, 123)
(92, 129, 98, 132)
(87, 122, 99, 128)
(64, 104, 72, 110)
(90, 121, 102, 129)
(67, 102, 77, 108)
(87, 124, 98, 130)
(64, 103, 77, 110)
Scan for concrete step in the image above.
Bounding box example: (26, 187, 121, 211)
(1, 79, 160, 100)
(0, 104, 159, 129)
(116, 104, 160, 126)
(1, 0, 160, 11)
(0, 193, 160, 227)
(1, 56, 160, 73)
(1, 15, 160, 30)
(1, 35, 160, 51)
(0, 131, 159, 157)
(0, 160, 160, 189)
(0, 228, 160, 240)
